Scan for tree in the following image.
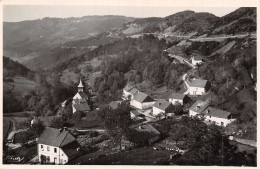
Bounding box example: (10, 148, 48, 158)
(103, 101, 132, 151)
(28, 120, 45, 138)
(50, 117, 64, 129)
(174, 103, 183, 115)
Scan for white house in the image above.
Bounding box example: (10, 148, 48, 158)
(72, 79, 91, 113)
(189, 79, 210, 96)
(153, 99, 174, 116)
(189, 100, 235, 127)
(191, 55, 203, 66)
(61, 100, 67, 108)
(202, 107, 235, 127)
(189, 100, 209, 117)
(168, 93, 187, 105)
(130, 92, 155, 109)
(38, 127, 83, 164)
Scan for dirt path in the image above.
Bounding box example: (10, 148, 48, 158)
(5, 117, 17, 142)
(232, 137, 256, 147)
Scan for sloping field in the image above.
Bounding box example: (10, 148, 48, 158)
(87, 71, 102, 88)
(60, 69, 79, 85)
(4, 76, 37, 99)
(211, 41, 236, 56)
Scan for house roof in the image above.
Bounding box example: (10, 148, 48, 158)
(38, 127, 75, 147)
(78, 91, 89, 99)
(61, 141, 84, 160)
(130, 109, 142, 116)
(189, 100, 209, 114)
(73, 102, 91, 112)
(193, 56, 203, 61)
(78, 79, 84, 88)
(133, 92, 150, 103)
(189, 79, 208, 88)
(109, 101, 122, 109)
(135, 124, 160, 135)
(153, 99, 172, 111)
(202, 107, 231, 119)
(123, 85, 133, 92)
(169, 93, 186, 100)
(129, 88, 138, 95)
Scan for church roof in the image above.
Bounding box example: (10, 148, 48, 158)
(73, 102, 91, 112)
(78, 79, 84, 88)
(78, 91, 88, 100)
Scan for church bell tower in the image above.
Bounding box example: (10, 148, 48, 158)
(78, 79, 84, 92)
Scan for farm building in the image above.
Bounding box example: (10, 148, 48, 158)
(191, 55, 203, 66)
(153, 99, 174, 116)
(189, 79, 210, 96)
(130, 92, 155, 110)
(189, 100, 235, 127)
(37, 127, 84, 164)
(168, 93, 188, 105)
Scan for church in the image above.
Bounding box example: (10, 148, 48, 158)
(72, 79, 91, 114)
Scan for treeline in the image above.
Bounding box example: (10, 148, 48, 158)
(64, 33, 119, 47)
(89, 34, 189, 104)
(3, 56, 38, 82)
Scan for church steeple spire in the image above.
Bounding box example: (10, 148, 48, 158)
(78, 79, 84, 92)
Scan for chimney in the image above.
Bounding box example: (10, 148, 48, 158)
(63, 127, 67, 131)
(196, 106, 200, 111)
(207, 109, 210, 114)
(77, 147, 80, 151)
(59, 128, 63, 133)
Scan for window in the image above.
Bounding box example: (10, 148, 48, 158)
(54, 148, 57, 153)
(41, 145, 43, 149)
(47, 146, 50, 151)
(46, 156, 50, 162)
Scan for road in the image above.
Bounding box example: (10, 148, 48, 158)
(232, 137, 257, 147)
(182, 73, 190, 95)
(5, 117, 16, 142)
(168, 54, 196, 69)
(190, 34, 256, 42)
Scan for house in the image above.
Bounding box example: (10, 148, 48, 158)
(72, 79, 91, 113)
(128, 88, 139, 99)
(153, 99, 174, 116)
(191, 55, 203, 66)
(122, 85, 138, 100)
(189, 100, 209, 117)
(61, 100, 67, 108)
(189, 79, 210, 96)
(37, 127, 84, 164)
(109, 101, 122, 110)
(169, 93, 188, 105)
(130, 109, 145, 120)
(201, 107, 235, 127)
(134, 124, 160, 144)
(189, 100, 235, 127)
(130, 92, 155, 109)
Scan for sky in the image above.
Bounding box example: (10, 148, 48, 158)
(3, 5, 240, 22)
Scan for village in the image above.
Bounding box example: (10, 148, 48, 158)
(4, 53, 242, 165)
(3, 6, 257, 166)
